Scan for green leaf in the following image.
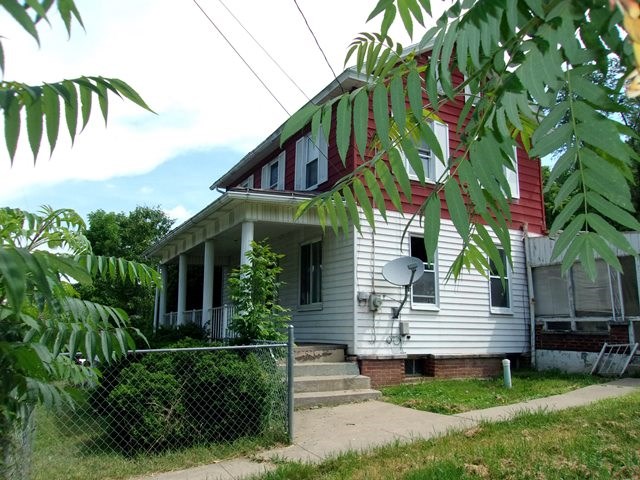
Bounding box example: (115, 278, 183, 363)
(42, 85, 60, 155)
(398, 0, 414, 38)
(79, 83, 92, 130)
(367, 0, 394, 22)
(63, 80, 78, 143)
(529, 123, 572, 158)
(376, 160, 402, 211)
(424, 193, 440, 264)
(353, 89, 369, 160)
(586, 213, 636, 256)
(364, 169, 387, 220)
(407, 69, 423, 122)
(389, 148, 412, 202)
(0, 248, 27, 314)
(342, 186, 361, 231)
(373, 83, 390, 150)
(587, 193, 640, 232)
(4, 93, 21, 162)
(380, 5, 397, 37)
(551, 214, 586, 262)
(549, 193, 584, 234)
(108, 78, 154, 113)
(336, 95, 352, 163)
(353, 178, 376, 230)
(390, 74, 406, 138)
(444, 180, 470, 241)
(332, 191, 350, 234)
(281, 103, 319, 145)
(1, 0, 40, 44)
(26, 96, 43, 159)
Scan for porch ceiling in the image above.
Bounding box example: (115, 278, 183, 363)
(148, 190, 322, 264)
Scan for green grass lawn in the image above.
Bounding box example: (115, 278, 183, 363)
(32, 405, 285, 480)
(259, 391, 640, 479)
(381, 370, 606, 414)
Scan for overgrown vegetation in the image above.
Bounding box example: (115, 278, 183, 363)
(98, 340, 279, 453)
(382, 370, 606, 414)
(228, 240, 290, 344)
(260, 392, 640, 479)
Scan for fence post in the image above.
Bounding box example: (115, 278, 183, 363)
(287, 324, 294, 444)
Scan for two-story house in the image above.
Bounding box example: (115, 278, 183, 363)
(146, 53, 546, 386)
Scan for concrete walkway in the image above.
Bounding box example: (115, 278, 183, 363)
(141, 378, 640, 480)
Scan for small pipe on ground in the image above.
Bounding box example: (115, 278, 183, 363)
(503, 359, 512, 389)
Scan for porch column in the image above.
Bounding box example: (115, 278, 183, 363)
(177, 254, 188, 326)
(159, 263, 167, 326)
(202, 240, 215, 325)
(240, 222, 254, 266)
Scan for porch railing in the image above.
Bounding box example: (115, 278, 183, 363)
(162, 305, 236, 341)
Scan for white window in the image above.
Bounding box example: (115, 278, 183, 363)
(410, 236, 438, 307)
(404, 121, 449, 183)
(238, 175, 253, 189)
(295, 129, 328, 190)
(504, 146, 520, 199)
(261, 152, 286, 190)
(489, 248, 511, 313)
(300, 240, 322, 306)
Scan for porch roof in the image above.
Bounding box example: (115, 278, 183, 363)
(145, 189, 320, 264)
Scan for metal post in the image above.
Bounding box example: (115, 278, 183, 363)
(287, 324, 294, 444)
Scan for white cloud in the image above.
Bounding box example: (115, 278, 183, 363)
(164, 205, 193, 226)
(0, 0, 427, 205)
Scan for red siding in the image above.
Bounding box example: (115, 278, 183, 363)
(226, 52, 545, 235)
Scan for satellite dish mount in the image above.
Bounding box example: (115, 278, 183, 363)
(382, 256, 425, 318)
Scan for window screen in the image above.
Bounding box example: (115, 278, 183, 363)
(572, 260, 612, 317)
(532, 265, 570, 317)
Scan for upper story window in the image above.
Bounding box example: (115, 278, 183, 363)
(404, 121, 449, 183)
(238, 175, 254, 189)
(489, 248, 511, 314)
(261, 152, 286, 190)
(410, 236, 438, 308)
(295, 129, 328, 191)
(504, 146, 520, 199)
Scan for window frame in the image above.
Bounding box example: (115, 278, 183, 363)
(409, 236, 439, 311)
(489, 248, 513, 315)
(238, 175, 254, 189)
(261, 151, 286, 190)
(403, 121, 449, 184)
(533, 255, 640, 332)
(295, 129, 328, 191)
(299, 239, 323, 310)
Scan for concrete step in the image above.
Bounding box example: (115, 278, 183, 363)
(294, 344, 345, 363)
(294, 389, 381, 410)
(294, 375, 372, 393)
(294, 361, 360, 377)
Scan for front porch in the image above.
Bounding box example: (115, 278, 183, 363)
(148, 189, 354, 346)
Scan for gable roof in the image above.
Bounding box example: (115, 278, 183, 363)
(209, 67, 369, 190)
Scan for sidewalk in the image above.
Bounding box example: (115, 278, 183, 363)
(142, 378, 640, 480)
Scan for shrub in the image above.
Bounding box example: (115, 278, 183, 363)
(149, 322, 208, 348)
(102, 343, 276, 453)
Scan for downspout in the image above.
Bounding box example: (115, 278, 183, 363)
(523, 224, 536, 368)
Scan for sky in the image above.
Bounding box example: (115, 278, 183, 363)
(0, 0, 426, 227)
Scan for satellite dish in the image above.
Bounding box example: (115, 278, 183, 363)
(382, 256, 424, 286)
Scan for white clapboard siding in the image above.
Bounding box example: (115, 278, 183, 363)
(354, 210, 530, 356)
(268, 227, 355, 350)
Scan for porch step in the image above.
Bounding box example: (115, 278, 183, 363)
(294, 344, 346, 363)
(294, 374, 372, 393)
(294, 361, 360, 377)
(294, 389, 382, 409)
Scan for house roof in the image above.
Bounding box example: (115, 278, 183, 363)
(209, 67, 370, 190)
(144, 189, 317, 258)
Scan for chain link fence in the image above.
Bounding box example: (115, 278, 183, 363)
(30, 329, 293, 480)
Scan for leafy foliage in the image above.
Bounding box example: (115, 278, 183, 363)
(0, 0, 154, 163)
(77, 207, 174, 338)
(228, 241, 290, 344)
(0, 206, 160, 465)
(103, 342, 274, 453)
(282, 0, 640, 281)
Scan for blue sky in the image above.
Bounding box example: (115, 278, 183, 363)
(6, 146, 243, 225)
